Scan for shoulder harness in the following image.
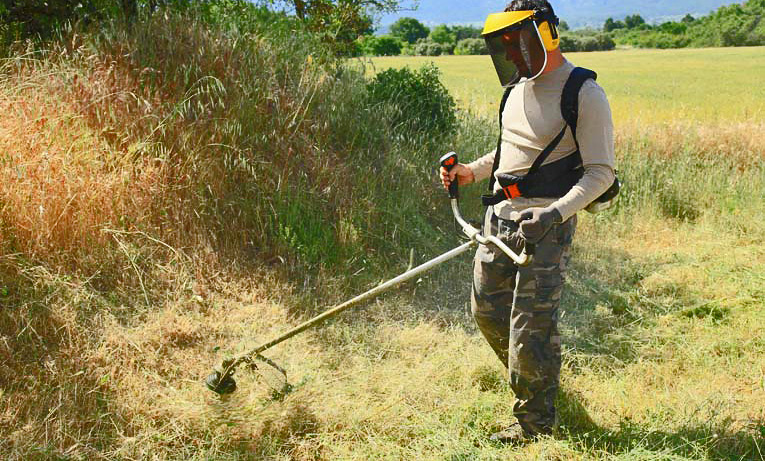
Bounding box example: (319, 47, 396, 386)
(482, 67, 597, 207)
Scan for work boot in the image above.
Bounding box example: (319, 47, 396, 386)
(488, 422, 536, 445)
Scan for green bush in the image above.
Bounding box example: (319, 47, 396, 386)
(366, 64, 457, 140)
(412, 38, 451, 55)
(559, 35, 579, 52)
(358, 34, 402, 56)
(658, 21, 688, 35)
(638, 32, 690, 49)
(559, 33, 615, 52)
(454, 38, 487, 55)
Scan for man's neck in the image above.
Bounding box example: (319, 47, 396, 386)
(542, 49, 565, 75)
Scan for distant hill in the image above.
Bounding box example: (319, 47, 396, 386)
(378, 0, 742, 30)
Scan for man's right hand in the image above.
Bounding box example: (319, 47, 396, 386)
(440, 163, 475, 191)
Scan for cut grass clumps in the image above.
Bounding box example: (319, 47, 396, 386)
(470, 364, 507, 392)
(680, 303, 730, 323)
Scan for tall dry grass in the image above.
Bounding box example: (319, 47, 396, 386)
(1, 7, 763, 461)
(0, 44, 164, 269)
(0, 7, 461, 458)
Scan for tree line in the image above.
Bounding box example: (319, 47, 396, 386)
(355, 16, 617, 56)
(604, 0, 765, 49)
(2, 0, 763, 55)
(356, 0, 764, 56)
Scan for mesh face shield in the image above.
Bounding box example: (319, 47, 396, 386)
(484, 19, 548, 88)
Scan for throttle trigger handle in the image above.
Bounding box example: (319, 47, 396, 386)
(439, 152, 459, 199)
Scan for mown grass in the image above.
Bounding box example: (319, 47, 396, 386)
(1, 10, 764, 461)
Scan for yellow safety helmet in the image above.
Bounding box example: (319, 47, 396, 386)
(482, 11, 560, 51)
(482, 10, 561, 87)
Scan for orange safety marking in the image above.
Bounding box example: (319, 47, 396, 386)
(503, 184, 522, 199)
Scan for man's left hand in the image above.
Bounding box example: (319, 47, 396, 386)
(513, 206, 563, 244)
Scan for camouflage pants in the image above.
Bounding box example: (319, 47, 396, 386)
(471, 209, 576, 435)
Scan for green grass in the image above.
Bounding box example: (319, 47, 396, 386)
(367, 47, 765, 125)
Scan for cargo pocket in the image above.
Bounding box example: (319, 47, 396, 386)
(532, 271, 563, 312)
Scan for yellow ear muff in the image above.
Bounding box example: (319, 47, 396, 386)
(537, 21, 560, 51)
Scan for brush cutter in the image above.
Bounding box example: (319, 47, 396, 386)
(205, 152, 534, 395)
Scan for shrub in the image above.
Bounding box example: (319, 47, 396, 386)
(559, 33, 615, 52)
(454, 38, 487, 55)
(412, 38, 451, 56)
(637, 32, 690, 49)
(580, 36, 600, 52)
(559, 34, 579, 52)
(358, 34, 402, 56)
(596, 33, 616, 50)
(366, 64, 457, 139)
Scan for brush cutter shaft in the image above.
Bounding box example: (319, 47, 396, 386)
(209, 186, 533, 393)
(450, 199, 533, 266)
(249, 240, 477, 357)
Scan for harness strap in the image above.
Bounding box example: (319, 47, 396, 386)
(488, 85, 515, 192)
(526, 124, 568, 177)
(561, 67, 597, 138)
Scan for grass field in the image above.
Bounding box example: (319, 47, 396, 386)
(2, 28, 764, 461)
(347, 48, 765, 460)
(367, 47, 765, 125)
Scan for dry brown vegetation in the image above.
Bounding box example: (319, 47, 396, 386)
(1, 12, 764, 461)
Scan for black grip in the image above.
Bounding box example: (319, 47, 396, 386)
(439, 152, 459, 199)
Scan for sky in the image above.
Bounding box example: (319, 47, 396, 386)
(374, 0, 741, 31)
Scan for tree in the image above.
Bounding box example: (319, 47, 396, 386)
(389, 17, 429, 44)
(285, 0, 401, 20)
(681, 13, 695, 24)
(658, 21, 687, 35)
(451, 24, 482, 41)
(266, 0, 404, 54)
(558, 20, 569, 31)
(429, 24, 455, 45)
(603, 17, 624, 32)
(624, 14, 646, 29)
(0, 0, 128, 40)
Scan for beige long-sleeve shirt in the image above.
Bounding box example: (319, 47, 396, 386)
(467, 60, 615, 221)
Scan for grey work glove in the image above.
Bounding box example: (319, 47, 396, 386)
(513, 206, 563, 244)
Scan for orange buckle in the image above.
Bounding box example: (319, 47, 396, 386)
(502, 184, 521, 199)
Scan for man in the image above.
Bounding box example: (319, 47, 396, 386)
(440, 0, 615, 444)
